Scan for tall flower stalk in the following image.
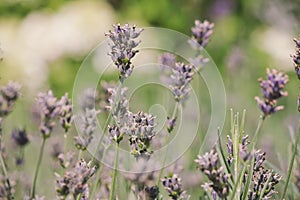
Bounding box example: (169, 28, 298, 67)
(157, 19, 214, 192)
(90, 23, 143, 200)
(30, 91, 72, 199)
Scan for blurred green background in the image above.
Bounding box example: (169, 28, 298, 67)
(1, 0, 300, 198)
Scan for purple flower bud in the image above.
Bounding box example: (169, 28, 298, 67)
(189, 20, 214, 49)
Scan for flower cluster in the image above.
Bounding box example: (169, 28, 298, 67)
(107, 86, 131, 125)
(159, 52, 176, 73)
(0, 82, 21, 117)
(170, 62, 194, 103)
(78, 88, 99, 111)
(74, 108, 100, 150)
(37, 91, 73, 138)
(255, 68, 288, 118)
(189, 20, 214, 49)
(227, 131, 280, 199)
(248, 168, 281, 200)
(107, 85, 157, 158)
(161, 174, 188, 200)
(127, 111, 156, 158)
(292, 35, 300, 79)
(59, 93, 73, 132)
(123, 158, 159, 187)
(105, 23, 143, 81)
(195, 148, 230, 199)
(188, 20, 214, 72)
(55, 159, 96, 199)
(99, 81, 116, 112)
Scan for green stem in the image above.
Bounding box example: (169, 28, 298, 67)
(251, 115, 264, 148)
(233, 113, 240, 200)
(241, 116, 264, 200)
(109, 143, 119, 200)
(91, 82, 122, 164)
(30, 137, 46, 199)
(78, 149, 82, 161)
(76, 193, 82, 200)
(90, 147, 108, 198)
(0, 153, 13, 200)
(280, 120, 300, 200)
(63, 132, 68, 159)
(157, 102, 179, 185)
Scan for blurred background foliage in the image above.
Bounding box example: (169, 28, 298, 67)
(1, 0, 300, 198)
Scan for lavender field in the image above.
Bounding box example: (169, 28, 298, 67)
(0, 0, 300, 199)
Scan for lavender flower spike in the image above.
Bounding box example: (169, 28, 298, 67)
(37, 90, 61, 138)
(170, 62, 194, 103)
(0, 81, 21, 117)
(105, 23, 143, 81)
(259, 68, 288, 101)
(189, 20, 214, 50)
(255, 68, 288, 117)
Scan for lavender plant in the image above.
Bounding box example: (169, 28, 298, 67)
(255, 68, 289, 119)
(0, 20, 299, 200)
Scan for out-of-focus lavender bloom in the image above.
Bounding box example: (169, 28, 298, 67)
(166, 116, 176, 133)
(161, 174, 188, 200)
(188, 20, 213, 72)
(58, 151, 74, 169)
(255, 68, 288, 118)
(56, 159, 96, 199)
(159, 53, 176, 73)
(99, 81, 116, 112)
(11, 129, 29, 147)
(105, 23, 143, 81)
(0, 175, 14, 199)
(195, 148, 230, 199)
(107, 86, 130, 126)
(144, 186, 159, 200)
(170, 62, 194, 103)
(259, 68, 288, 101)
(123, 158, 159, 186)
(37, 90, 61, 138)
(79, 88, 99, 111)
(50, 139, 63, 159)
(292, 35, 300, 79)
(59, 93, 73, 132)
(189, 55, 209, 72)
(189, 20, 214, 50)
(0, 82, 21, 117)
(74, 108, 100, 150)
